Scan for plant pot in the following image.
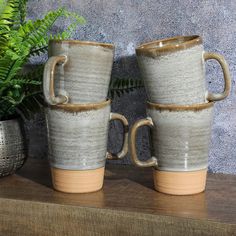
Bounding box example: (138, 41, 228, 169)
(0, 119, 27, 177)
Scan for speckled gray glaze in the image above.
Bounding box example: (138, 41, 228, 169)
(147, 104, 214, 171)
(43, 40, 114, 105)
(136, 38, 230, 104)
(46, 105, 111, 170)
(46, 102, 128, 170)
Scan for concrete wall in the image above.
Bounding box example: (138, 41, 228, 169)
(26, 0, 236, 174)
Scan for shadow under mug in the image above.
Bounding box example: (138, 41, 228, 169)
(46, 100, 128, 193)
(130, 101, 214, 195)
(43, 40, 114, 105)
(136, 35, 231, 104)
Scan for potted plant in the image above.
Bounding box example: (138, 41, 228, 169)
(0, 0, 85, 176)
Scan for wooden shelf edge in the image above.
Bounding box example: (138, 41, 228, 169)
(0, 197, 235, 236)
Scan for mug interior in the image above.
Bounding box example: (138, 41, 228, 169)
(49, 39, 114, 49)
(136, 35, 202, 54)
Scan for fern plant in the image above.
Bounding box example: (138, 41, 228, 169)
(0, 0, 85, 120)
(109, 77, 144, 98)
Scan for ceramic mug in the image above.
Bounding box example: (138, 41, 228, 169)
(46, 100, 128, 193)
(130, 101, 214, 195)
(43, 40, 114, 105)
(136, 35, 231, 104)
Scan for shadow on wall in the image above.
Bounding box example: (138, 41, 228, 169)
(25, 112, 48, 160)
(107, 55, 151, 165)
(112, 55, 141, 79)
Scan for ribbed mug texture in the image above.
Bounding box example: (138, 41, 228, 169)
(46, 103, 110, 170)
(44, 40, 114, 105)
(136, 35, 231, 104)
(147, 102, 213, 171)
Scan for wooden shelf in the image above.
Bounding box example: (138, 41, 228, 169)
(0, 158, 236, 235)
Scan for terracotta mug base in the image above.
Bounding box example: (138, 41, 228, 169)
(153, 169, 207, 195)
(51, 167, 105, 193)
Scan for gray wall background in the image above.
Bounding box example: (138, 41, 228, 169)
(26, 0, 236, 174)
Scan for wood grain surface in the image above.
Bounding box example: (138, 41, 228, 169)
(0, 159, 236, 236)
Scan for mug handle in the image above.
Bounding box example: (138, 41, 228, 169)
(43, 55, 69, 105)
(106, 113, 129, 160)
(130, 117, 158, 168)
(203, 52, 231, 102)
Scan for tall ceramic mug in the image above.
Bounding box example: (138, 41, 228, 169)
(130, 101, 214, 195)
(136, 35, 231, 104)
(46, 100, 128, 193)
(43, 40, 114, 105)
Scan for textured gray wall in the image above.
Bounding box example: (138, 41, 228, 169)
(26, 0, 236, 174)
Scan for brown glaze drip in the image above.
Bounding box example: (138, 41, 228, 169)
(49, 40, 114, 49)
(136, 35, 202, 57)
(50, 100, 111, 112)
(147, 101, 214, 111)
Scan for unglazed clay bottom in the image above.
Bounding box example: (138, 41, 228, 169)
(153, 169, 207, 195)
(51, 167, 105, 193)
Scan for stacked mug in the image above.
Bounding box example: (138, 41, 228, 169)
(43, 40, 129, 193)
(130, 35, 231, 195)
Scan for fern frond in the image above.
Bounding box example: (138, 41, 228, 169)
(19, 64, 44, 81)
(0, 1, 7, 16)
(0, 0, 20, 29)
(0, 56, 26, 82)
(18, 0, 27, 24)
(12, 65, 44, 119)
(0, 1, 85, 120)
(109, 77, 144, 99)
(30, 9, 86, 57)
(2, 0, 27, 27)
(16, 92, 44, 120)
(0, 0, 29, 56)
(109, 77, 144, 91)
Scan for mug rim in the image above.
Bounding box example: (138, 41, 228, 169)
(147, 101, 214, 111)
(49, 40, 114, 49)
(136, 35, 202, 56)
(50, 99, 111, 112)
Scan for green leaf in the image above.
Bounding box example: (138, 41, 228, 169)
(0, 1, 85, 120)
(109, 77, 144, 98)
